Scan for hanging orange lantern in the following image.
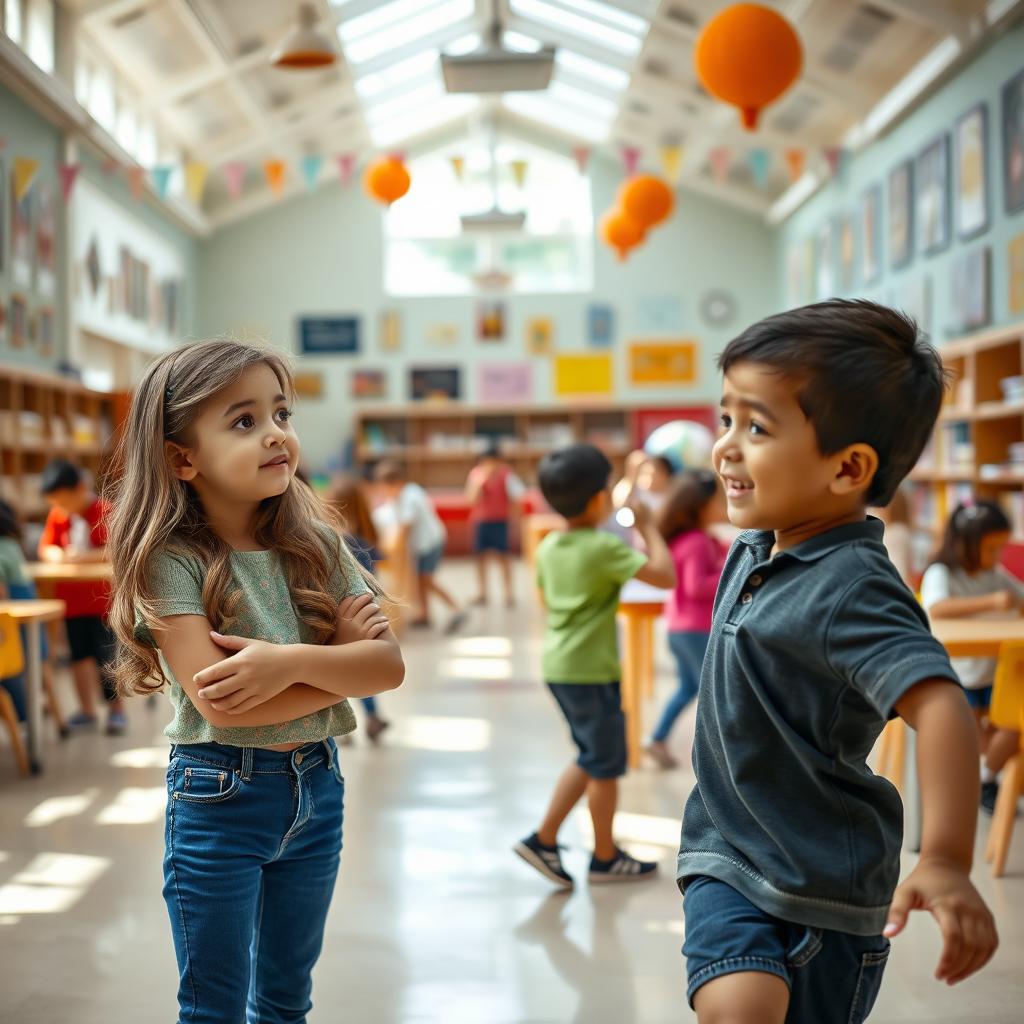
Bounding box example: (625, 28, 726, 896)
(599, 208, 645, 261)
(694, 4, 802, 131)
(363, 156, 411, 206)
(618, 174, 674, 229)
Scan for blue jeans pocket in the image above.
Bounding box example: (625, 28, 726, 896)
(847, 942, 890, 1024)
(169, 762, 242, 804)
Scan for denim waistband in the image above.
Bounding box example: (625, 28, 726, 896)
(168, 739, 336, 779)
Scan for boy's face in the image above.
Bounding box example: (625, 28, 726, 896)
(713, 361, 873, 534)
(45, 483, 90, 517)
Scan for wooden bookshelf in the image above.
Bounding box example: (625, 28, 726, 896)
(907, 319, 1024, 570)
(353, 402, 651, 489)
(0, 365, 119, 522)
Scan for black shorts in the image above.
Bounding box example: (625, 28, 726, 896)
(547, 681, 627, 779)
(66, 616, 116, 668)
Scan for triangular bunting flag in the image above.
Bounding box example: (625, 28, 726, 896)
(264, 159, 287, 196)
(510, 159, 528, 188)
(223, 161, 247, 200)
(13, 158, 40, 201)
(823, 146, 846, 179)
(709, 146, 731, 184)
(126, 166, 146, 201)
(572, 146, 591, 176)
(58, 163, 80, 203)
(337, 153, 356, 185)
(301, 154, 324, 192)
(449, 155, 465, 182)
(621, 146, 641, 177)
(151, 165, 174, 199)
(784, 148, 806, 182)
(185, 162, 208, 205)
(661, 144, 684, 185)
(748, 149, 771, 189)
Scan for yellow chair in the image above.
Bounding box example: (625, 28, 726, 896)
(875, 718, 907, 796)
(985, 641, 1024, 878)
(0, 612, 30, 777)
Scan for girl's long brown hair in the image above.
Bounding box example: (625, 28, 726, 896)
(106, 339, 378, 696)
(324, 474, 379, 549)
(656, 469, 718, 543)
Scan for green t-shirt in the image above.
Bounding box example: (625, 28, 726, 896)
(0, 536, 30, 588)
(140, 527, 367, 747)
(536, 528, 647, 684)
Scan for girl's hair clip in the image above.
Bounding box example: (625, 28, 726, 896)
(165, 385, 174, 401)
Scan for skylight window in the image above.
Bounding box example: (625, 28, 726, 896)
(502, 31, 543, 52)
(363, 79, 444, 127)
(509, 0, 645, 55)
(547, 80, 618, 120)
(552, 0, 648, 34)
(444, 32, 482, 56)
(555, 49, 630, 91)
(503, 92, 610, 142)
(355, 49, 439, 100)
(370, 93, 479, 148)
(339, 0, 474, 65)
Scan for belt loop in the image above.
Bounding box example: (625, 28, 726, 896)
(240, 746, 254, 781)
(322, 739, 333, 770)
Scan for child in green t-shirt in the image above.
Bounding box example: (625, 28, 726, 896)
(514, 443, 676, 887)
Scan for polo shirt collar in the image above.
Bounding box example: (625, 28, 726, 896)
(737, 516, 885, 564)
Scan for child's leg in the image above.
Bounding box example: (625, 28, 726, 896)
(537, 762, 589, 846)
(692, 973, 788, 1024)
(413, 572, 431, 623)
(360, 695, 378, 716)
(500, 552, 514, 604)
(651, 632, 707, 744)
(986, 728, 1020, 775)
(474, 552, 488, 604)
(587, 777, 617, 861)
(425, 573, 459, 611)
(69, 658, 99, 718)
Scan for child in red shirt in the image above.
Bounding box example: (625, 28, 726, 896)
(466, 445, 524, 607)
(39, 460, 125, 734)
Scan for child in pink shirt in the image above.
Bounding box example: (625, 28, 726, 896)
(645, 470, 727, 768)
(466, 445, 524, 607)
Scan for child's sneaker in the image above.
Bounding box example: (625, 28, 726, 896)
(588, 848, 658, 883)
(105, 711, 127, 736)
(980, 781, 999, 815)
(365, 715, 390, 744)
(513, 832, 573, 889)
(67, 712, 98, 729)
(644, 739, 678, 769)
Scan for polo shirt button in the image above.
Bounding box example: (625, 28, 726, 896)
(749, 575, 762, 586)
(741, 593, 753, 604)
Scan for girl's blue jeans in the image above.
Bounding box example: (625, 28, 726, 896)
(651, 630, 710, 742)
(163, 739, 344, 1024)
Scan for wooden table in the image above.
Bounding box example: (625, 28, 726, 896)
(522, 514, 564, 568)
(0, 599, 66, 772)
(930, 616, 1024, 657)
(618, 579, 670, 770)
(27, 561, 114, 588)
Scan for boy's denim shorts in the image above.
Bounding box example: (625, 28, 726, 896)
(682, 875, 890, 1023)
(416, 543, 444, 575)
(547, 681, 626, 779)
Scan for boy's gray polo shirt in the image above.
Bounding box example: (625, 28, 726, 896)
(678, 517, 960, 936)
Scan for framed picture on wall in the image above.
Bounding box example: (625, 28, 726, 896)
(915, 134, 950, 256)
(860, 185, 882, 285)
(410, 366, 460, 401)
(11, 171, 34, 289)
(352, 369, 387, 400)
(298, 316, 360, 355)
(888, 159, 914, 269)
(476, 301, 505, 342)
(954, 103, 990, 240)
(0, 297, 7, 345)
(951, 246, 991, 332)
(36, 183, 57, 298)
(9, 295, 27, 348)
(0, 157, 6, 274)
(1002, 66, 1024, 214)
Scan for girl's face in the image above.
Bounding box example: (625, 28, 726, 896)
(638, 458, 670, 493)
(170, 364, 299, 505)
(978, 530, 1010, 571)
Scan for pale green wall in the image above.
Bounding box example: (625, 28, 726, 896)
(197, 156, 776, 469)
(776, 22, 1024, 338)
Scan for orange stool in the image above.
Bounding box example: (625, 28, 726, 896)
(985, 641, 1024, 877)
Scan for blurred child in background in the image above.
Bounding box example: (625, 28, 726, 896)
(645, 470, 727, 769)
(466, 444, 525, 608)
(875, 486, 914, 588)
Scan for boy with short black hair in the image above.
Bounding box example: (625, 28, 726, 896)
(679, 300, 997, 1023)
(514, 443, 676, 887)
(39, 459, 126, 734)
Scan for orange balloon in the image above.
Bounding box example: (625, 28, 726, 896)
(599, 208, 645, 261)
(694, 3, 802, 131)
(363, 156, 411, 205)
(618, 174, 674, 229)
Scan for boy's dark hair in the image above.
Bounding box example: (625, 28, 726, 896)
(374, 460, 407, 484)
(40, 459, 83, 495)
(719, 299, 947, 505)
(538, 443, 612, 518)
(932, 501, 1011, 574)
(0, 499, 21, 540)
(657, 469, 718, 542)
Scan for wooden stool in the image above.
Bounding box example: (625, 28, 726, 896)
(0, 612, 30, 777)
(875, 718, 907, 797)
(985, 641, 1024, 877)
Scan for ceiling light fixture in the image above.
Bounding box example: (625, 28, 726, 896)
(271, 4, 338, 69)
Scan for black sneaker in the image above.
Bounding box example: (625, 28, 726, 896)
(588, 848, 659, 883)
(513, 833, 573, 889)
(981, 781, 999, 815)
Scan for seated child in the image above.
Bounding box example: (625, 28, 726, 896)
(678, 300, 996, 1023)
(514, 443, 676, 887)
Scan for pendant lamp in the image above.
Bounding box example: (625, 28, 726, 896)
(271, 4, 338, 69)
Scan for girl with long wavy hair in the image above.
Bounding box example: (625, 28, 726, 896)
(106, 339, 404, 1024)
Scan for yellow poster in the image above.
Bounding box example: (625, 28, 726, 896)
(629, 341, 698, 385)
(1010, 234, 1024, 315)
(554, 354, 612, 397)
(526, 316, 554, 356)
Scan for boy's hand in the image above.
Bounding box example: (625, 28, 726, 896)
(630, 498, 652, 532)
(194, 635, 293, 713)
(624, 449, 647, 482)
(988, 590, 1015, 612)
(884, 857, 998, 984)
(336, 593, 390, 644)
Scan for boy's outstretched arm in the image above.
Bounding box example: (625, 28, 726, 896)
(630, 502, 677, 590)
(888, 679, 998, 984)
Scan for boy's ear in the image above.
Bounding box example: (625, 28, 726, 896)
(830, 443, 879, 497)
(165, 441, 198, 482)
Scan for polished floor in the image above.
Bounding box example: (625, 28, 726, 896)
(1, 560, 1022, 1023)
